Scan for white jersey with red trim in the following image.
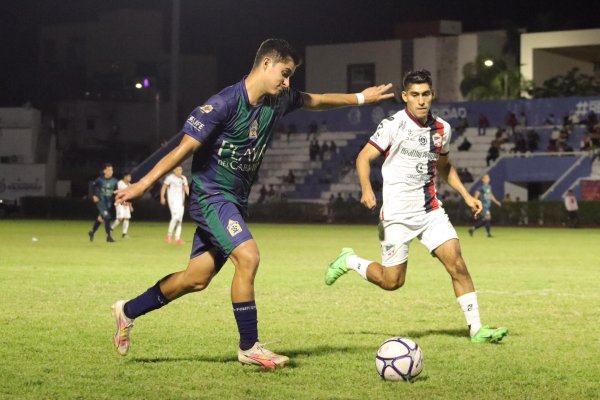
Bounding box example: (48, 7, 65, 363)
(368, 108, 452, 219)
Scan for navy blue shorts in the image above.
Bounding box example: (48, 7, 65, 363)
(188, 200, 253, 272)
(96, 201, 112, 219)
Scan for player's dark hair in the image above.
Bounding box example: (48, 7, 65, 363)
(402, 69, 433, 91)
(103, 163, 113, 170)
(253, 38, 302, 68)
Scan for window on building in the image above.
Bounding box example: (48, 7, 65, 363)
(347, 63, 375, 93)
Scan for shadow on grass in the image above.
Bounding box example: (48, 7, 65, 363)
(348, 328, 469, 339)
(129, 344, 372, 368)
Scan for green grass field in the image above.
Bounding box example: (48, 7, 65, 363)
(1, 220, 599, 399)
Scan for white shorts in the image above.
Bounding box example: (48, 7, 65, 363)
(379, 208, 458, 267)
(169, 203, 185, 221)
(115, 204, 131, 219)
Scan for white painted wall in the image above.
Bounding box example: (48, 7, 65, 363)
(521, 29, 600, 84)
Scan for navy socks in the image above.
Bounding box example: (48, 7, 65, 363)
(233, 301, 258, 351)
(123, 279, 170, 319)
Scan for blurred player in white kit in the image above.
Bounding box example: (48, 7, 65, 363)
(160, 166, 189, 244)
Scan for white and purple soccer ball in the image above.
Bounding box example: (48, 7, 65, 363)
(375, 337, 424, 382)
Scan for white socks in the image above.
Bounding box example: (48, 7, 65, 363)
(346, 255, 372, 280)
(457, 292, 482, 337)
(122, 220, 129, 235)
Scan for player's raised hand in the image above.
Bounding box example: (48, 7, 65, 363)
(115, 182, 146, 204)
(464, 195, 483, 218)
(361, 83, 395, 104)
(360, 189, 377, 210)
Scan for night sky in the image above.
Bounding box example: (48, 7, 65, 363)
(1, 0, 598, 106)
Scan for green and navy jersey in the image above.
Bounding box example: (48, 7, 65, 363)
(92, 176, 118, 203)
(480, 184, 493, 212)
(182, 78, 304, 212)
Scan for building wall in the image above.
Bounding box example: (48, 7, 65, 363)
(533, 50, 593, 86)
(306, 32, 507, 102)
(521, 28, 600, 87)
(306, 40, 404, 93)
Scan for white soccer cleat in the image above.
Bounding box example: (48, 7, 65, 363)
(112, 300, 134, 356)
(237, 342, 289, 369)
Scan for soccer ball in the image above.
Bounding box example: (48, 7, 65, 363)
(375, 337, 424, 381)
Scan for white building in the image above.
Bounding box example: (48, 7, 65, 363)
(0, 108, 57, 202)
(305, 23, 510, 102)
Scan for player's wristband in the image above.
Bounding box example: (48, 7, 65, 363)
(355, 93, 365, 105)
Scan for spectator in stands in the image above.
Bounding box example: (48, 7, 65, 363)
(267, 184, 276, 201)
(284, 169, 295, 184)
(257, 184, 268, 203)
(585, 110, 598, 131)
(564, 190, 579, 228)
(318, 120, 329, 134)
(486, 140, 500, 166)
(517, 111, 527, 129)
(510, 131, 527, 153)
(551, 126, 561, 142)
(458, 136, 472, 151)
(320, 141, 329, 161)
(505, 112, 518, 135)
(544, 113, 556, 126)
(454, 116, 468, 136)
(477, 113, 490, 136)
(326, 194, 336, 222)
(309, 138, 320, 161)
(526, 129, 539, 152)
(495, 127, 509, 145)
(334, 192, 345, 209)
(307, 120, 318, 140)
(580, 133, 594, 151)
(329, 140, 337, 156)
(346, 192, 357, 203)
(546, 139, 558, 152)
(503, 193, 513, 202)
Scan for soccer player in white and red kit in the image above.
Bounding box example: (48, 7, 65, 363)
(160, 166, 189, 244)
(111, 173, 133, 238)
(325, 70, 508, 343)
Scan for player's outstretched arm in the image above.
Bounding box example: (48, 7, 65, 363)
(116, 135, 201, 204)
(302, 84, 394, 111)
(356, 143, 381, 210)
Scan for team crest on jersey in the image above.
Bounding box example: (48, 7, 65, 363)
(383, 243, 396, 257)
(199, 104, 213, 113)
(418, 136, 427, 145)
(432, 133, 443, 148)
(227, 219, 243, 237)
(249, 120, 258, 139)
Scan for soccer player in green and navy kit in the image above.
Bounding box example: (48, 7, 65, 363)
(111, 39, 394, 368)
(88, 163, 117, 243)
(469, 174, 502, 238)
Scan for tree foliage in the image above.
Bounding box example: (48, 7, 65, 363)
(460, 55, 527, 101)
(528, 68, 600, 98)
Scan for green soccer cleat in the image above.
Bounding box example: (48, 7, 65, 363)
(471, 325, 508, 343)
(325, 247, 355, 286)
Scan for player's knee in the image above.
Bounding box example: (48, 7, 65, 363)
(182, 274, 212, 292)
(233, 251, 260, 274)
(448, 258, 469, 278)
(381, 276, 405, 291)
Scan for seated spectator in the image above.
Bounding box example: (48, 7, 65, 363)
(544, 113, 556, 126)
(503, 193, 513, 203)
(505, 112, 518, 135)
(457, 136, 472, 151)
(283, 169, 295, 184)
(580, 133, 594, 151)
(527, 129, 539, 152)
(546, 139, 558, 152)
(257, 184, 267, 203)
(511, 132, 527, 153)
(307, 120, 318, 140)
(486, 140, 500, 166)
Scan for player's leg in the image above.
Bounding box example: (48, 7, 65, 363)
(89, 208, 104, 241)
(111, 218, 121, 230)
(166, 204, 178, 243)
(483, 212, 492, 237)
(326, 220, 412, 290)
(122, 218, 129, 237)
(431, 236, 508, 343)
(112, 231, 223, 356)
(174, 206, 184, 243)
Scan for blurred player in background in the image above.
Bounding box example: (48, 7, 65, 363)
(160, 166, 189, 244)
(112, 38, 394, 367)
(88, 163, 117, 243)
(469, 174, 502, 237)
(325, 70, 508, 344)
(111, 173, 133, 239)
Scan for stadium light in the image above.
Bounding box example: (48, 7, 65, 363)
(484, 59, 494, 67)
(135, 82, 143, 89)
